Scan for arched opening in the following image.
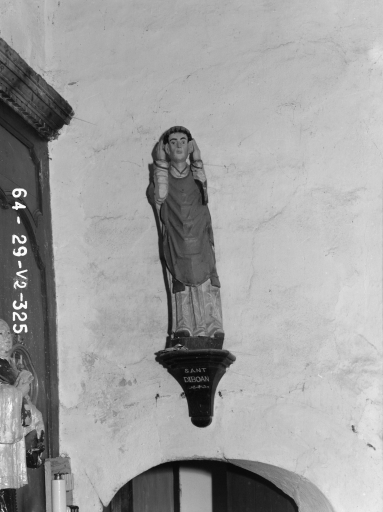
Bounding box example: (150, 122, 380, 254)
(104, 460, 299, 512)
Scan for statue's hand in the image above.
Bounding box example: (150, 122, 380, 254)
(15, 369, 33, 397)
(189, 139, 202, 161)
(156, 138, 167, 161)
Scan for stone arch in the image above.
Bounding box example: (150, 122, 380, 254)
(68, 392, 368, 512)
(228, 459, 335, 512)
(103, 457, 335, 512)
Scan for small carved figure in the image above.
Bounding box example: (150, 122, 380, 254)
(153, 127, 224, 340)
(0, 319, 45, 493)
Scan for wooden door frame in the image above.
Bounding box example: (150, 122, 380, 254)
(0, 36, 74, 457)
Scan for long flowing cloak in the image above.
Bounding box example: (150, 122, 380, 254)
(160, 171, 220, 289)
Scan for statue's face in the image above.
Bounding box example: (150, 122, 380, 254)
(0, 320, 12, 357)
(165, 132, 190, 164)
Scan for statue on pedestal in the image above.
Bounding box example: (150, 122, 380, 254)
(153, 126, 224, 342)
(153, 128, 236, 427)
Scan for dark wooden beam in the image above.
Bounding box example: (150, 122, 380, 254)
(0, 38, 74, 140)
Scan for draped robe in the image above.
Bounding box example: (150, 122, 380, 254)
(154, 163, 223, 337)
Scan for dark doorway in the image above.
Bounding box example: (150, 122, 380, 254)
(104, 460, 298, 512)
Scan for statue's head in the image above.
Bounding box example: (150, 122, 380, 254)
(163, 126, 193, 164)
(0, 319, 12, 358)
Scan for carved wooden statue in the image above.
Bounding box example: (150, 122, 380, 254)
(0, 319, 44, 494)
(153, 127, 224, 341)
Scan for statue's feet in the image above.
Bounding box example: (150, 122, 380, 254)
(213, 330, 225, 342)
(174, 329, 191, 338)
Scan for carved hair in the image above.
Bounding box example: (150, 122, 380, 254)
(0, 319, 10, 330)
(162, 126, 192, 145)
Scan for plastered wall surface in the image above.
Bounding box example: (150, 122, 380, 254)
(2, 0, 383, 510)
(0, 0, 46, 72)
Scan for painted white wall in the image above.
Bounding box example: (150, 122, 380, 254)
(0, 0, 46, 72)
(1, 0, 382, 511)
(179, 465, 212, 512)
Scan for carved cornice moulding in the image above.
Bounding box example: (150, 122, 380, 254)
(0, 38, 74, 140)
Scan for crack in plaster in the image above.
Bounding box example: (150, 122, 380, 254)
(262, 41, 296, 53)
(92, 143, 116, 154)
(156, 63, 221, 109)
(355, 333, 381, 355)
(237, 130, 261, 148)
(72, 115, 96, 126)
(246, 195, 296, 300)
(126, 224, 153, 254)
(82, 467, 104, 509)
(119, 159, 141, 167)
(305, 37, 349, 64)
(88, 215, 124, 222)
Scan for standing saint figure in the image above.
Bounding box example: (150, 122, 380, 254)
(0, 319, 44, 496)
(153, 126, 224, 340)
